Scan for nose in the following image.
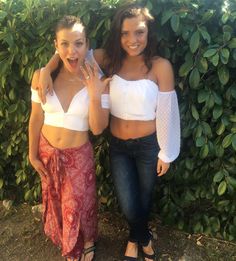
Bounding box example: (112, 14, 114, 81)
(68, 44, 76, 55)
(127, 33, 137, 44)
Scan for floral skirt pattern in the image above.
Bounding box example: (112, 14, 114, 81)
(38, 133, 98, 259)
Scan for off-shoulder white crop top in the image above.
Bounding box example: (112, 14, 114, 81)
(31, 49, 109, 131)
(109, 74, 180, 163)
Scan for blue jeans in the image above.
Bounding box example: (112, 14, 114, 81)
(109, 132, 159, 246)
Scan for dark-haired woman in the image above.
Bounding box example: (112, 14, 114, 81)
(29, 15, 110, 261)
(37, 4, 180, 261)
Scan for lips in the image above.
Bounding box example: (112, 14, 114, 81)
(67, 58, 78, 68)
(128, 45, 139, 49)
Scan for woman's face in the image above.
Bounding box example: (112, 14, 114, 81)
(55, 24, 88, 74)
(120, 14, 148, 57)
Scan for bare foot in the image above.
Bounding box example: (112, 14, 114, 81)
(124, 241, 138, 260)
(142, 239, 156, 261)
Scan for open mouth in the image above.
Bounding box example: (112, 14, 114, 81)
(67, 58, 78, 68)
(128, 45, 139, 50)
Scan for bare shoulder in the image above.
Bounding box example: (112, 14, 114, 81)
(152, 57, 175, 91)
(152, 56, 173, 72)
(31, 69, 41, 90)
(93, 49, 106, 67)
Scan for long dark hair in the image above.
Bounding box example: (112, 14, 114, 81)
(104, 3, 157, 75)
(52, 15, 87, 81)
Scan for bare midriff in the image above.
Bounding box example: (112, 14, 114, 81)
(42, 125, 89, 149)
(110, 116, 156, 140)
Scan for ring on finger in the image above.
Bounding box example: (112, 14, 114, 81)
(85, 75, 90, 80)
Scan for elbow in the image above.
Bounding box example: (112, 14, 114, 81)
(90, 120, 108, 136)
(90, 126, 105, 136)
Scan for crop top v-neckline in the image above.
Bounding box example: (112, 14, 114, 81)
(53, 87, 86, 113)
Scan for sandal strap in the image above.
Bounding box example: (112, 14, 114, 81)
(143, 251, 156, 260)
(83, 245, 96, 255)
(124, 256, 138, 261)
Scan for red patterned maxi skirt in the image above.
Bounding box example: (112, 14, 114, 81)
(38, 134, 98, 259)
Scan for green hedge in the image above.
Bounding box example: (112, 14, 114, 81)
(0, 0, 236, 240)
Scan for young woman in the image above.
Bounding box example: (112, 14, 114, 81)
(37, 4, 180, 261)
(28, 15, 110, 261)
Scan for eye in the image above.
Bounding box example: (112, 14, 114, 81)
(75, 41, 83, 47)
(121, 32, 128, 37)
(136, 30, 144, 36)
(61, 42, 68, 47)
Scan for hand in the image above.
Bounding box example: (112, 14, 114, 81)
(80, 62, 111, 100)
(29, 157, 48, 178)
(157, 158, 170, 176)
(37, 68, 53, 104)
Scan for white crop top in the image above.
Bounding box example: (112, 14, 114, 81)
(31, 50, 109, 131)
(109, 74, 180, 163)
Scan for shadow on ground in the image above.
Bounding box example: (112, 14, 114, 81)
(0, 203, 236, 261)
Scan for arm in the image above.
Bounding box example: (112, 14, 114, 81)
(154, 58, 180, 176)
(93, 48, 107, 69)
(81, 62, 111, 135)
(29, 70, 47, 177)
(38, 54, 60, 104)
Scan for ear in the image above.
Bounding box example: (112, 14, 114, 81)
(54, 39, 58, 52)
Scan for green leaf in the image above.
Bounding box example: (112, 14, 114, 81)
(216, 122, 225, 135)
(198, 90, 209, 103)
(0, 178, 3, 189)
(213, 105, 223, 120)
(222, 13, 229, 24)
(199, 27, 211, 44)
(217, 66, 229, 85)
(8, 104, 18, 113)
(229, 115, 236, 122)
(179, 59, 193, 77)
(9, 89, 15, 100)
(220, 48, 230, 64)
(203, 49, 217, 58)
(196, 136, 205, 147)
(0, 11, 8, 22)
(189, 68, 200, 89)
(218, 181, 227, 196)
(228, 38, 236, 48)
(210, 53, 219, 66)
(232, 134, 236, 151)
(161, 10, 174, 25)
(191, 105, 199, 120)
(197, 57, 208, 73)
(171, 15, 179, 32)
(213, 170, 225, 183)
(227, 176, 236, 189)
(222, 134, 233, 148)
(223, 31, 231, 42)
(190, 31, 200, 53)
(200, 144, 209, 158)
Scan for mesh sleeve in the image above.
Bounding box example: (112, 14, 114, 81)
(156, 90, 180, 163)
(101, 94, 110, 109)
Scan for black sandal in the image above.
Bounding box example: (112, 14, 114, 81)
(142, 240, 156, 261)
(124, 256, 138, 261)
(82, 245, 96, 260)
(142, 230, 157, 261)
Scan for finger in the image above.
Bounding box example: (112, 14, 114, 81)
(49, 80, 53, 96)
(38, 85, 45, 104)
(93, 62, 99, 78)
(103, 77, 112, 86)
(157, 163, 161, 175)
(80, 65, 89, 82)
(85, 62, 93, 77)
